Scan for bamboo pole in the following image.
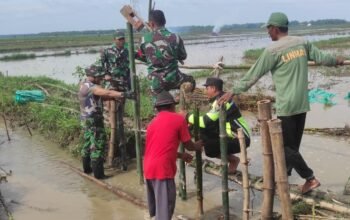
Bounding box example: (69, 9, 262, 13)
(219, 105, 229, 220)
(238, 128, 250, 220)
(257, 100, 274, 220)
(117, 101, 127, 171)
(107, 100, 116, 167)
(61, 161, 147, 208)
(152, 60, 350, 70)
(178, 89, 187, 200)
(1, 114, 11, 141)
(194, 105, 204, 216)
(127, 22, 144, 184)
(189, 158, 350, 214)
(268, 119, 293, 220)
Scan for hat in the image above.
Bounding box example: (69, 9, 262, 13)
(263, 12, 289, 28)
(203, 77, 223, 90)
(85, 64, 105, 77)
(113, 30, 125, 40)
(154, 90, 178, 107)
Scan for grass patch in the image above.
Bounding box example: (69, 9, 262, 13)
(0, 74, 154, 156)
(0, 53, 36, 61)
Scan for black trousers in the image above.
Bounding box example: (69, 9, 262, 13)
(278, 113, 314, 180)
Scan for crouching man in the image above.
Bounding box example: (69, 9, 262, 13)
(182, 77, 251, 174)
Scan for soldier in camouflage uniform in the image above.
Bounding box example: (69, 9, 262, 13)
(139, 9, 195, 95)
(101, 31, 131, 90)
(79, 64, 134, 179)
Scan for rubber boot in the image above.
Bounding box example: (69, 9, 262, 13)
(82, 157, 92, 174)
(91, 158, 105, 179)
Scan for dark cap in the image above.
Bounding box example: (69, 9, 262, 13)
(154, 90, 178, 107)
(203, 77, 223, 90)
(263, 12, 289, 28)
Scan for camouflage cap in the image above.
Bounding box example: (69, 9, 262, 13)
(85, 64, 105, 77)
(113, 30, 125, 40)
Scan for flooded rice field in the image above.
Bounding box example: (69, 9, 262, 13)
(1, 29, 350, 84)
(1, 29, 350, 219)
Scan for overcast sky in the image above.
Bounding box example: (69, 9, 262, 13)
(1, 0, 350, 35)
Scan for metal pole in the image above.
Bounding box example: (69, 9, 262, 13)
(148, 0, 152, 21)
(127, 22, 144, 184)
(268, 119, 293, 220)
(194, 105, 204, 216)
(219, 105, 229, 220)
(178, 89, 187, 200)
(257, 100, 274, 220)
(238, 128, 250, 220)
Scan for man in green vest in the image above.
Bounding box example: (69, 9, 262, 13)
(219, 12, 344, 194)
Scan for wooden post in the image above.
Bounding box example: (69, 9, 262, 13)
(178, 89, 187, 200)
(219, 105, 229, 219)
(127, 22, 144, 184)
(117, 101, 127, 171)
(194, 105, 204, 216)
(107, 100, 116, 167)
(1, 114, 11, 141)
(268, 119, 293, 220)
(257, 100, 274, 220)
(238, 128, 250, 220)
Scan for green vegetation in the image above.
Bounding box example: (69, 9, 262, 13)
(0, 74, 155, 156)
(243, 36, 350, 62)
(0, 53, 36, 61)
(0, 75, 80, 151)
(0, 50, 74, 61)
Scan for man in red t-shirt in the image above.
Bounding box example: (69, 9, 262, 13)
(144, 90, 203, 220)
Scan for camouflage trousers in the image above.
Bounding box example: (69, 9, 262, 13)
(80, 118, 107, 161)
(149, 69, 195, 95)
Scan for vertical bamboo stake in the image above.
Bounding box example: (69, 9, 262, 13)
(219, 105, 229, 220)
(1, 114, 10, 141)
(258, 100, 274, 220)
(178, 89, 187, 200)
(117, 101, 127, 171)
(127, 22, 144, 184)
(238, 128, 250, 220)
(107, 100, 116, 167)
(194, 105, 204, 216)
(268, 119, 293, 220)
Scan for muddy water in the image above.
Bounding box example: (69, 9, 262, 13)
(0, 126, 146, 220)
(1, 30, 350, 84)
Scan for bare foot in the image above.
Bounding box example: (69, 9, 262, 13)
(228, 155, 240, 174)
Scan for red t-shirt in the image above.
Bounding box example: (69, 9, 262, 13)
(144, 111, 191, 179)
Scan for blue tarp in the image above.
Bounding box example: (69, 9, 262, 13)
(14, 90, 46, 104)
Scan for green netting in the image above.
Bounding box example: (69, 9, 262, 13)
(14, 90, 46, 104)
(308, 88, 336, 105)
